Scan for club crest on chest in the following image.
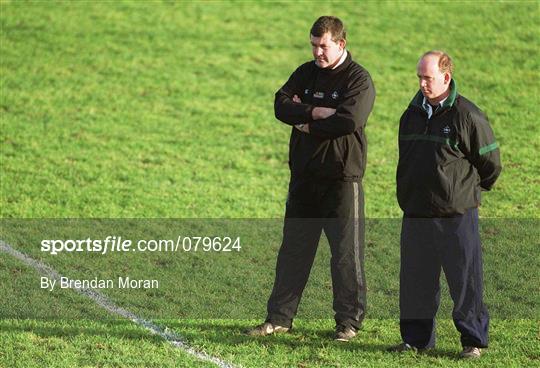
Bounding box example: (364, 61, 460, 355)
(443, 125, 451, 135)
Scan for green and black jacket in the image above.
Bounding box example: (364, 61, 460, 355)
(397, 80, 502, 217)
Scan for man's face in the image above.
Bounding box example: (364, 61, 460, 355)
(311, 32, 345, 69)
(417, 55, 451, 102)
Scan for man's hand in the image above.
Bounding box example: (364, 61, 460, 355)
(312, 107, 336, 120)
(292, 94, 336, 120)
(294, 123, 310, 134)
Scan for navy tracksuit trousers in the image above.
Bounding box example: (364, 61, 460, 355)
(266, 178, 366, 331)
(399, 207, 489, 348)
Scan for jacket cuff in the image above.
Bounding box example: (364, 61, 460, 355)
(305, 104, 314, 122)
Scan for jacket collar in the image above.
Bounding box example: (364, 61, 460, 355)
(410, 79, 458, 110)
(317, 51, 352, 74)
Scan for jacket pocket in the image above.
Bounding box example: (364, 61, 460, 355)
(307, 139, 345, 179)
(396, 162, 422, 213)
(430, 164, 456, 215)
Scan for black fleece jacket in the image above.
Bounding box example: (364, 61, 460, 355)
(274, 52, 376, 181)
(397, 80, 502, 217)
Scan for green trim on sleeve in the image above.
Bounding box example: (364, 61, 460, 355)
(479, 142, 499, 155)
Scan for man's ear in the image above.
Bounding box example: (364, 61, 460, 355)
(444, 72, 452, 84)
(339, 39, 347, 50)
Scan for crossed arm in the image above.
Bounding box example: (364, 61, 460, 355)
(292, 94, 336, 134)
(274, 68, 375, 139)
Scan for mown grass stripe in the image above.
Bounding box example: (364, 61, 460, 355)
(0, 240, 237, 368)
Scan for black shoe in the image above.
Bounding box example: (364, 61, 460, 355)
(460, 346, 481, 359)
(334, 325, 357, 342)
(246, 322, 290, 336)
(387, 342, 430, 353)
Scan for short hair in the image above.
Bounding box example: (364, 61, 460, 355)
(310, 16, 346, 42)
(422, 50, 454, 75)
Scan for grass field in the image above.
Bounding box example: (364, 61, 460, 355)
(1, 1, 539, 367)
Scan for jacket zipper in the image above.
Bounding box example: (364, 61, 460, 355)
(422, 107, 450, 134)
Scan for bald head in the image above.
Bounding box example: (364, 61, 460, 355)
(417, 51, 453, 105)
(420, 50, 454, 74)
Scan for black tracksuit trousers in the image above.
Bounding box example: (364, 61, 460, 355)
(400, 208, 489, 349)
(266, 177, 366, 330)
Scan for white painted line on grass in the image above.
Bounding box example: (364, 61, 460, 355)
(0, 240, 238, 368)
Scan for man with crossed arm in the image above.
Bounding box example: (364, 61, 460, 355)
(248, 15, 375, 341)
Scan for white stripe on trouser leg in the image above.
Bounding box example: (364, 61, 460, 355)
(0, 240, 237, 368)
(352, 182, 362, 320)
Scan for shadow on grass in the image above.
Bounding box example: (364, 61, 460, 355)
(162, 319, 394, 353)
(0, 318, 163, 343)
(160, 319, 470, 360)
(0, 317, 467, 360)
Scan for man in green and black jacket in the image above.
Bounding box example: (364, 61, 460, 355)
(248, 16, 375, 342)
(389, 50, 502, 359)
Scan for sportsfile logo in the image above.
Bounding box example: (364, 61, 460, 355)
(40, 236, 242, 255)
